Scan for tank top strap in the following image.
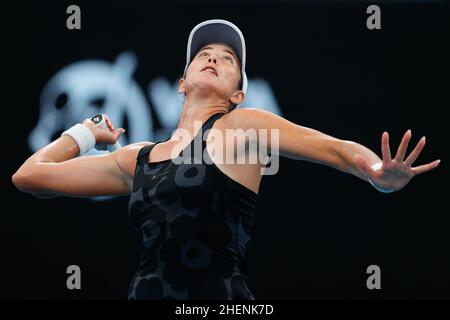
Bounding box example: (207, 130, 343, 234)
(190, 113, 226, 151)
(194, 112, 225, 148)
(137, 135, 172, 164)
(202, 112, 225, 132)
(136, 144, 156, 164)
(182, 113, 225, 160)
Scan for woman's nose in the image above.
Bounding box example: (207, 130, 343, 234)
(208, 57, 217, 64)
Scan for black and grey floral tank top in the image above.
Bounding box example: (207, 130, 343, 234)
(128, 113, 257, 300)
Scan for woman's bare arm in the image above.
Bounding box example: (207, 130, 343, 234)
(12, 116, 150, 197)
(231, 108, 439, 191)
(229, 108, 373, 177)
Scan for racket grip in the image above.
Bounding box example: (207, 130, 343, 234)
(90, 114, 122, 152)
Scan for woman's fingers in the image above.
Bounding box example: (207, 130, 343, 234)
(103, 114, 114, 131)
(411, 159, 441, 175)
(404, 136, 426, 166)
(112, 128, 126, 141)
(395, 129, 412, 161)
(381, 131, 392, 163)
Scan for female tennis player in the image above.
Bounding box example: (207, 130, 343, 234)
(12, 19, 440, 299)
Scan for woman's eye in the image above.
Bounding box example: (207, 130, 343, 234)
(224, 56, 233, 63)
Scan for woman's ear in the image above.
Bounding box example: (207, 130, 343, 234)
(178, 77, 186, 94)
(229, 90, 244, 105)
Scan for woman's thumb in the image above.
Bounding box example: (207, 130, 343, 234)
(113, 128, 126, 139)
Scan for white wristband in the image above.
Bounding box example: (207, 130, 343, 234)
(368, 162, 394, 193)
(61, 123, 96, 156)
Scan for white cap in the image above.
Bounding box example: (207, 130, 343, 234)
(184, 19, 248, 107)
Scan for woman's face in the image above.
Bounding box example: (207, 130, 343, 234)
(179, 43, 243, 105)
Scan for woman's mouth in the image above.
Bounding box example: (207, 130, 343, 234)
(201, 66, 218, 77)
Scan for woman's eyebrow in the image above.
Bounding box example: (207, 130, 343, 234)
(223, 49, 238, 63)
(196, 47, 214, 56)
(197, 47, 238, 63)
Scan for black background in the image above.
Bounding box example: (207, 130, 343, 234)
(3, 0, 449, 299)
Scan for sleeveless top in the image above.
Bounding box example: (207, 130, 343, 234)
(127, 113, 257, 300)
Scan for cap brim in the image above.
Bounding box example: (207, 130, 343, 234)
(186, 19, 246, 70)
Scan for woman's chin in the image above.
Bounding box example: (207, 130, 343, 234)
(191, 80, 221, 94)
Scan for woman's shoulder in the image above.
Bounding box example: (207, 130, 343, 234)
(112, 141, 154, 178)
(121, 141, 154, 152)
(220, 107, 277, 129)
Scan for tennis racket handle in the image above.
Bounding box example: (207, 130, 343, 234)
(90, 114, 122, 152)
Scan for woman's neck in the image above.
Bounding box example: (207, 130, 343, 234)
(176, 94, 228, 134)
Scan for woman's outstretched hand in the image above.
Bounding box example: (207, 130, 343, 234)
(354, 130, 440, 193)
